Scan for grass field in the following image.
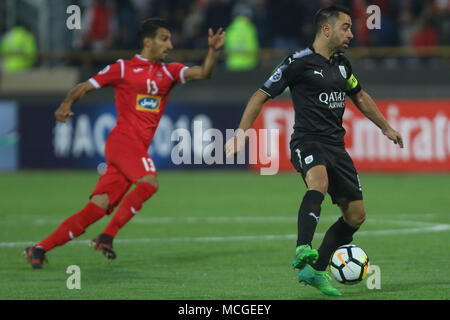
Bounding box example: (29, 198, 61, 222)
(0, 170, 449, 300)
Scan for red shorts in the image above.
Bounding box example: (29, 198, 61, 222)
(90, 130, 156, 214)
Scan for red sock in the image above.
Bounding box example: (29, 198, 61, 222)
(103, 182, 157, 237)
(37, 202, 106, 252)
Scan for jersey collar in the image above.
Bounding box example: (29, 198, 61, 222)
(309, 45, 331, 63)
(135, 54, 160, 65)
(309, 45, 342, 64)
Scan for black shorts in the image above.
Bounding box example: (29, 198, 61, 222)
(290, 140, 363, 205)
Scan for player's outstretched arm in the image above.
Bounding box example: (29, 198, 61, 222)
(55, 81, 96, 123)
(350, 90, 404, 148)
(183, 28, 225, 82)
(225, 90, 269, 157)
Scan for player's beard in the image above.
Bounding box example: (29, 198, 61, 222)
(161, 49, 170, 60)
(329, 35, 348, 53)
(154, 47, 171, 61)
(340, 38, 350, 51)
(148, 42, 166, 62)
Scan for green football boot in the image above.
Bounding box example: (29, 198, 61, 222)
(298, 264, 342, 296)
(291, 245, 319, 270)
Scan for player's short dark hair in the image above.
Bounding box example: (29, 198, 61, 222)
(314, 5, 351, 35)
(138, 18, 170, 39)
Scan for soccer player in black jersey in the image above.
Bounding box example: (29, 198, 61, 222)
(225, 5, 403, 296)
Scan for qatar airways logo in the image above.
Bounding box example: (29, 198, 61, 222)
(319, 91, 346, 109)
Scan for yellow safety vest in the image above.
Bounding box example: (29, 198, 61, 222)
(0, 26, 37, 73)
(225, 16, 259, 71)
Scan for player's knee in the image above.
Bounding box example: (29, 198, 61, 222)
(150, 179, 158, 192)
(90, 194, 110, 211)
(355, 212, 366, 227)
(307, 178, 328, 195)
(305, 165, 328, 194)
(137, 174, 158, 192)
(347, 211, 366, 228)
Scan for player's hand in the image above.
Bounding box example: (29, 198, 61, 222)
(225, 130, 246, 158)
(208, 28, 225, 51)
(55, 102, 75, 123)
(383, 127, 404, 148)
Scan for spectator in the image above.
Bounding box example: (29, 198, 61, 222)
(253, 0, 272, 48)
(411, 18, 439, 47)
(367, 15, 397, 46)
(225, 4, 259, 71)
(0, 23, 37, 73)
(205, 0, 233, 34)
(182, 0, 207, 49)
(66, 0, 448, 51)
(81, 0, 117, 52)
(115, 0, 139, 49)
(411, 1, 439, 47)
(297, 0, 322, 47)
(269, 0, 302, 49)
(398, 8, 415, 46)
(131, 0, 154, 22)
(432, 0, 450, 45)
(351, 0, 370, 46)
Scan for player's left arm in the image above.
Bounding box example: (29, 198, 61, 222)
(183, 28, 225, 82)
(350, 90, 404, 148)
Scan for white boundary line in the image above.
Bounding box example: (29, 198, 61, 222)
(1, 223, 449, 248)
(4, 213, 449, 226)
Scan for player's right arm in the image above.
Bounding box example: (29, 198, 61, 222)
(225, 56, 296, 157)
(55, 81, 96, 123)
(55, 60, 124, 123)
(224, 90, 269, 158)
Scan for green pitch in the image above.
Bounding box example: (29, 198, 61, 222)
(0, 170, 449, 300)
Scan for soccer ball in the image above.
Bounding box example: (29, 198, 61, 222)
(329, 244, 370, 285)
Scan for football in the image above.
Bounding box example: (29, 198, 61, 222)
(329, 244, 370, 285)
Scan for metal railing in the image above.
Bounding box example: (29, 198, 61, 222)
(1, 46, 450, 71)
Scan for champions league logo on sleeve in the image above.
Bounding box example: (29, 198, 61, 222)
(99, 65, 110, 75)
(269, 68, 282, 82)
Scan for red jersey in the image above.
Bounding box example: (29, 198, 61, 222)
(89, 54, 187, 149)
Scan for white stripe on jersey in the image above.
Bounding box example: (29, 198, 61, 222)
(161, 63, 174, 81)
(135, 54, 149, 61)
(293, 48, 313, 59)
(88, 78, 101, 89)
(258, 88, 272, 97)
(179, 66, 188, 84)
(117, 59, 125, 78)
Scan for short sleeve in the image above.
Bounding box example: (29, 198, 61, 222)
(164, 62, 188, 84)
(342, 56, 362, 95)
(259, 56, 303, 99)
(89, 59, 124, 89)
(259, 57, 291, 98)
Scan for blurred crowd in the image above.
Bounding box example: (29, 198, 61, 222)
(74, 0, 450, 51)
(1, 0, 449, 73)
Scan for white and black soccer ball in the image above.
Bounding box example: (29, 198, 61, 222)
(329, 244, 370, 285)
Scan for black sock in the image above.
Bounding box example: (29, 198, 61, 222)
(311, 217, 359, 271)
(296, 190, 325, 247)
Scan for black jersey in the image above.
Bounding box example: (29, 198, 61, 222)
(259, 46, 362, 146)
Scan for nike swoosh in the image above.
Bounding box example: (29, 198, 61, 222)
(337, 252, 353, 271)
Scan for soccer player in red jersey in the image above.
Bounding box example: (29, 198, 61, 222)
(24, 18, 225, 269)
